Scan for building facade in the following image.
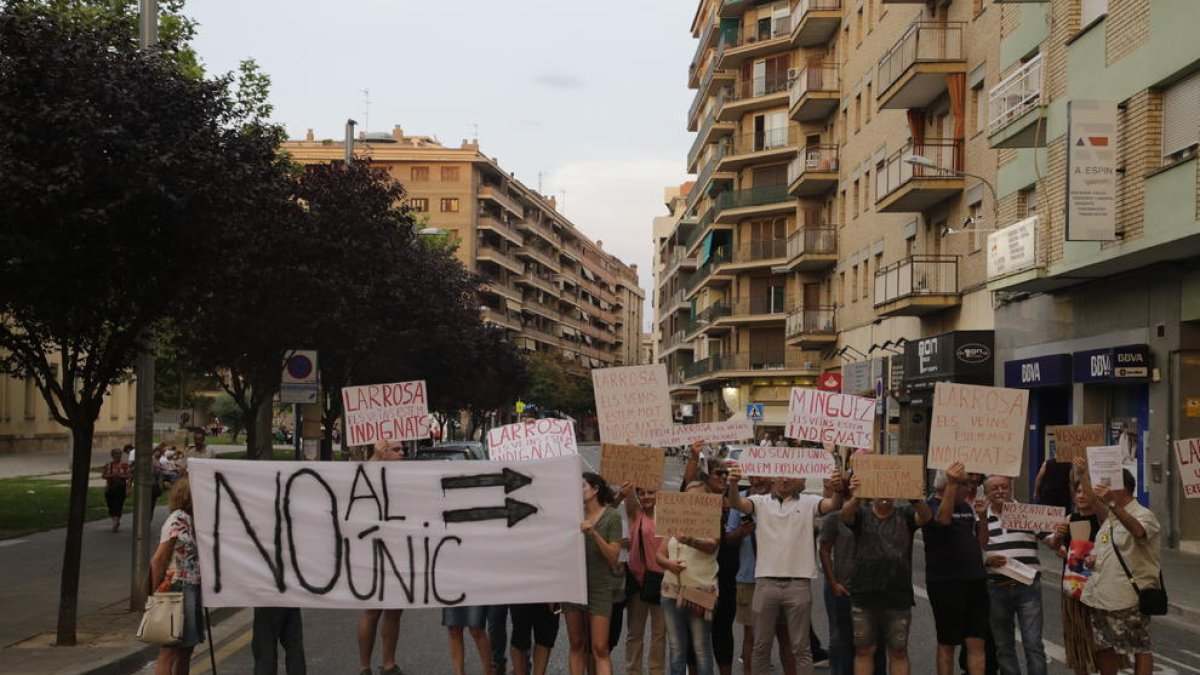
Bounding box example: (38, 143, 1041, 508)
(653, 183, 702, 422)
(984, 0, 1200, 550)
(285, 128, 644, 371)
(0, 373, 135, 454)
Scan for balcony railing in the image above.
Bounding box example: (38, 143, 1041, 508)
(733, 74, 791, 101)
(725, 14, 792, 48)
(875, 139, 962, 201)
(690, 144, 729, 210)
(787, 145, 839, 182)
(874, 254, 959, 307)
(688, 109, 717, 169)
(715, 184, 790, 212)
(877, 22, 965, 96)
(478, 183, 524, 217)
(476, 244, 524, 272)
(517, 243, 561, 272)
(685, 350, 814, 379)
(661, 330, 692, 353)
(684, 207, 714, 249)
(785, 306, 836, 338)
(478, 214, 522, 244)
(732, 238, 789, 263)
(684, 247, 733, 293)
(989, 53, 1043, 136)
(690, 16, 717, 73)
(786, 227, 837, 258)
(657, 288, 686, 317)
(729, 127, 798, 156)
(789, 65, 839, 107)
(728, 295, 791, 317)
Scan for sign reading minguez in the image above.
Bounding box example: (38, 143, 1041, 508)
(785, 388, 874, 450)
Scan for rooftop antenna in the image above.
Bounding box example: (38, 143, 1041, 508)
(471, 123, 479, 143)
(359, 88, 371, 134)
(560, 187, 568, 213)
(537, 172, 544, 194)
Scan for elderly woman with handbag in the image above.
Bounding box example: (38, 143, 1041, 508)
(148, 476, 205, 675)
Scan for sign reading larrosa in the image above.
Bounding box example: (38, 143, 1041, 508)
(342, 381, 430, 446)
(1000, 502, 1067, 533)
(599, 443, 665, 490)
(187, 456, 586, 609)
(1172, 437, 1200, 498)
(738, 445, 837, 479)
(1046, 424, 1106, 463)
(593, 365, 672, 444)
(785, 388, 874, 450)
(850, 454, 925, 499)
(927, 382, 1028, 476)
(654, 491, 724, 541)
(487, 419, 577, 462)
(646, 420, 755, 447)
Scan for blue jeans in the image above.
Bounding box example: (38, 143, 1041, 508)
(662, 597, 714, 675)
(987, 581, 1047, 675)
(824, 583, 886, 675)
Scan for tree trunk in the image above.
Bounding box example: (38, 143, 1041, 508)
(243, 398, 260, 459)
(56, 417, 95, 646)
(254, 399, 273, 460)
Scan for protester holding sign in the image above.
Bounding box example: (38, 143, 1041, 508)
(622, 484, 667, 675)
(566, 472, 623, 675)
(357, 440, 408, 675)
(727, 462, 844, 675)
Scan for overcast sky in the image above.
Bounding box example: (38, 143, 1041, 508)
(189, 0, 697, 330)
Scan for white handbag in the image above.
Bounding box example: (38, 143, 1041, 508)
(136, 591, 185, 645)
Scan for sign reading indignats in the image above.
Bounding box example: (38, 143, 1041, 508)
(927, 382, 1028, 476)
(342, 380, 430, 446)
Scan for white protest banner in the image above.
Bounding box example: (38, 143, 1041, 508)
(1086, 445, 1124, 490)
(486, 419, 577, 462)
(593, 365, 671, 444)
(1000, 502, 1066, 534)
(187, 456, 586, 609)
(738, 445, 837, 479)
(654, 491, 724, 541)
(646, 420, 755, 447)
(1173, 437, 1200, 498)
(342, 381, 430, 446)
(784, 388, 874, 450)
(927, 382, 1028, 476)
(599, 444, 665, 490)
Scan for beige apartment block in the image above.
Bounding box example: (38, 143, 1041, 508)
(0, 371, 135, 454)
(284, 128, 644, 371)
(653, 183, 702, 421)
(673, 0, 1003, 439)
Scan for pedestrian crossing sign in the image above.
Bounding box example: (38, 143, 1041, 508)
(746, 403, 764, 421)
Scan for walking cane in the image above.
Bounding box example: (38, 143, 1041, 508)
(205, 608, 218, 674)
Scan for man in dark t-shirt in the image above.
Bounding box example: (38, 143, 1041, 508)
(923, 461, 990, 675)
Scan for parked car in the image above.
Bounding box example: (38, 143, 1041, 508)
(430, 441, 486, 460)
(724, 445, 753, 487)
(411, 447, 473, 461)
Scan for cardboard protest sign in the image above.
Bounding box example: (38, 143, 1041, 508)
(486, 419, 577, 462)
(850, 454, 925, 500)
(646, 420, 755, 447)
(599, 443, 665, 489)
(187, 455, 586, 609)
(593, 365, 672, 444)
(654, 491, 724, 541)
(785, 388, 875, 450)
(1046, 424, 1105, 463)
(1086, 445, 1124, 489)
(738, 445, 837, 479)
(1173, 437, 1200, 499)
(927, 382, 1028, 476)
(1000, 502, 1066, 533)
(342, 380, 430, 446)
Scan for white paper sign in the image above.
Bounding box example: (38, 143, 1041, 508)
(593, 365, 672, 444)
(737, 445, 837, 479)
(784, 388, 874, 450)
(486, 419, 578, 462)
(1086, 445, 1124, 490)
(987, 216, 1038, 280)
(1066, 99, 1118, 241)
(646, 420, 755, 446)
(1173, 437, 1200, 499)
(188, 456, 586, 609)
(342, 381, 430, 446)
(996, 557, 1037, 586)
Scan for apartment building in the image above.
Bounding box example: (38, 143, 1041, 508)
(983, 0, 1200, 549)
(676, 0, 1001, 440)
(653, 183, 702, 422)
(284, 128, 644, 371)
(0, 374, 134, 453)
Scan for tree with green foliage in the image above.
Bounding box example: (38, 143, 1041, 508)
(209, 394, 247, 443)
(522, 351, 596, 420)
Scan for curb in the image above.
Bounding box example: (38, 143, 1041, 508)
(82, 607, 240, 675)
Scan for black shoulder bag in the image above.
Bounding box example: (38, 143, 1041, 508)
(1109, 521, 1168, 616)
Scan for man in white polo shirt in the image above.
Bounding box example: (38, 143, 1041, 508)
(728, 462, 844, 675)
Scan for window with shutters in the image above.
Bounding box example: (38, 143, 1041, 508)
(410, 166, 430, 182)
(409, 198, 429, 212)
(440, 198, 459, 213)
(440, 166, 460, 182)
(1161, 70, 1200, 162)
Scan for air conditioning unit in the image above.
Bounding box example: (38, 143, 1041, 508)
(787, 67, 800, 82)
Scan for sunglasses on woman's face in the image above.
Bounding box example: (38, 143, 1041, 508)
(711, 470, 730, 477)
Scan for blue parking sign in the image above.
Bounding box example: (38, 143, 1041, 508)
(746, 403, 764, 421)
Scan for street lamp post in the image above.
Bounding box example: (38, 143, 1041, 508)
(903, 154, 1001, 232)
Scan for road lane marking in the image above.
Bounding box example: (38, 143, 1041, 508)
(190, 628, 253, 673)
(0, 539, 28, 548)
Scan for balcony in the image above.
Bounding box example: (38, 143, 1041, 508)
(718, 127, 800, 173)
(789, 65, 840, 122)
(723, 295, 791, 325)
(791, 0, 842, 47)
(684, 301, 733, 337)
(717, 15, 793, 70)
(515, 271, 559, 298)
(521, 298, 559, 322)
(785, 306, 837, 349)
(784, 227, 838, 271)
(688, 16, 719, 89)
(787, 146, 839, 197)
(661, 246, 698, 284)
(876, 22, 966, 110)
(875, 139, 964, 213)
(478, 183, 523, 218)
(714, 184, 794, 224)
(729, 238, 789, 269)
(684, 349, 819, 384)
(988, 54, 1046, 149)
(683, 248, 734, 297)
(517, 217, 558, 246)
(688, 109, 736, 174)
(873, 254, 960, 317)
(718, 0, 752, 19)
(515, 243, 562, 273)
(521, 323, 561, 349)
(690, 146, 733, 210)
(717, 75, 791, 122)
(660, 330, 695, 359)
(481, 309, 521, 332)
(476, 244, 525, 275)
(477, 214, 522, 246)
(480, 277, 522, 304)
(657, 288, 688, 320)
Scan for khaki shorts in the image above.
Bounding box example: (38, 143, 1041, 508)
(736, 583, 756, 626)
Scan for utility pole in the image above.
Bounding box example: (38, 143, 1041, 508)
(345, 119, 357, 165)
(129, 0, 158, 612)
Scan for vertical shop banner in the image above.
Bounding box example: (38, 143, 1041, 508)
(927, 383, 1028, 476)
(1173, 438, 1200, 498)
(592, 364, 672, 444)
(1066, 99, 1118, 241)
(342, 381, 430, 446)
(486, 419, 577, 462)
(784, 388, 875, 450)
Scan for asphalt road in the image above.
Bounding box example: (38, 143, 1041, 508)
(164, 445, 1200, 675)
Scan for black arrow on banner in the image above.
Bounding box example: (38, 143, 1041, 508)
(440, 468, 533, 494)
(442, 498, 539, 527)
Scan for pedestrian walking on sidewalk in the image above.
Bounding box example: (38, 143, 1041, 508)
(252, 607, 306, 675)
(150, 477, 204, 675)
(102, 447, 131, 532)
